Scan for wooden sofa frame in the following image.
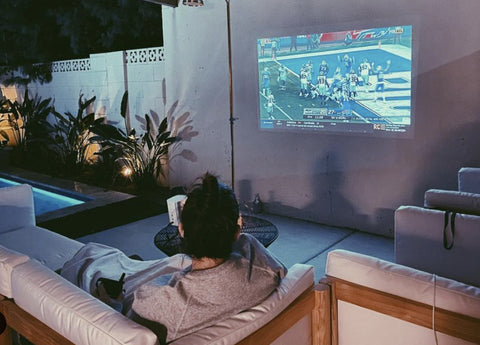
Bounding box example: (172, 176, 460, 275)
(327, 276, 480, 345)
(0, 283, 331, 345)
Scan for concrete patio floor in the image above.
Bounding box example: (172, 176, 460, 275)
(78, 212, 394, 281)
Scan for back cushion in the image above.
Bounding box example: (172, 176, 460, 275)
(0, 244, 29, 298)
(424, 189, 480, 216)
(326, 249, 480, 319)
(395, 206, 480, 287)
(11, 260, 159, 345)
(0, 184, 35, 233)
(458, 167, 480, 194)
(170, 264, 314, 345)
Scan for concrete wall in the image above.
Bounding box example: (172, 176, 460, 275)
(163, 3, 232, 189)
(163, 0, 480, 236)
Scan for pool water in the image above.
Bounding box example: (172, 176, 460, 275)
(0, 177, 87, 216)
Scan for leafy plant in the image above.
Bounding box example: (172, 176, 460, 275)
(0, 90, 56, 167)
(91, 91, 178, 191)
(0, 97, 10, 147)
(51, 94, 101, 176)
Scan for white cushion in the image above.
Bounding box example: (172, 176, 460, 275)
(395, 206, 480, 287)
(11, 259, 159, 345)
(424, 189, 480, 216)
(0, 225, 83, 271)
(170, 264, 314, 345)
(336, 300, 473, 345)
(458, 167, 480, 194)
(0, 244, 29, 298)
(0, 184, 35, 233)
(326, 249, 480, 319)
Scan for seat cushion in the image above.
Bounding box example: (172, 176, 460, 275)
(424, 189, 480, 216)
(170, 264, 314, 345)
(0, 225, 83, 271)
(0, 184, 35, 233)
(11, 259, 159, 345)
(0, 244, 29, 298)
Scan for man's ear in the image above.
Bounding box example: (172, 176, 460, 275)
(235, 216, 242, 240)
(178, 222, 185, 238)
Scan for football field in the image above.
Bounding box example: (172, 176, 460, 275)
(258, 45, 411, 126)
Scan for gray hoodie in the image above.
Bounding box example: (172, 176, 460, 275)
(131, 233, 287, 342)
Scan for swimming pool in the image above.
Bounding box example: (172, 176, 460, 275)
(0, 176, 91, 216)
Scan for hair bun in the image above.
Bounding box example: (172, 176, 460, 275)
(202, 173, 220, 206)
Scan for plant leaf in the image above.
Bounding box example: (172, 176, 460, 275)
(0, 130, 9, 141)
(120, 91, 129, 119)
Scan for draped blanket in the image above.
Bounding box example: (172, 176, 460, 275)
(61, 242, 192, 313)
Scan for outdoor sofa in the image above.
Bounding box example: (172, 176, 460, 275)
(1, 183, 479, 345)
(0, 183, 329, 345)
(395, 166, 480, 287)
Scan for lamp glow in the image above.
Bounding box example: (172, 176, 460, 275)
(121, 167, 133, 177)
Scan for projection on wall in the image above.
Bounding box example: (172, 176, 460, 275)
(257, 25, 412, 137)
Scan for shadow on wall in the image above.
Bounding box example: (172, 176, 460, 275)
(131, 78, 199, 174)
(410, 49, 480, 203)
(238, 151, 367, 231)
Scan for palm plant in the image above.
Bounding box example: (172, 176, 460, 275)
(51, 94, 100, 176)
(0, 90, 55, 167)
(91, 91, 177, 191)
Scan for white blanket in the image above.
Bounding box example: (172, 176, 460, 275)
(61, 242, 192, 313)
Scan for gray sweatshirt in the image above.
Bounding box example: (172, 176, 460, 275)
(131, 233, 287, 342)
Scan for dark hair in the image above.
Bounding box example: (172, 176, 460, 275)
(180, 173, 239, 259)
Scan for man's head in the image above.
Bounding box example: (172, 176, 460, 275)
(180, 173, 239, 259)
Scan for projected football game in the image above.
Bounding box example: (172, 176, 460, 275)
(256, 25, 413, 136)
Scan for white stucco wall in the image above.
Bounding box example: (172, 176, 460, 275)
(1, 48, 167, 134)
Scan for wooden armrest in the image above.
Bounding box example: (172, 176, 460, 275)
(0, 297, 74, 345)
(327, 276, 480, 345)
(237, 283, 330, 345)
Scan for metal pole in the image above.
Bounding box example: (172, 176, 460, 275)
(225, 0, 235, 191)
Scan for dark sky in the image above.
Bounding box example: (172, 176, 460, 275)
(0, 0, 164, 66)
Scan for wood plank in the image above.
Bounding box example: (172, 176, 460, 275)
(312, 283, 330, 345)
(329, 277, 480, 344)
(330, 280, 339, 345)
(0, 326, 12, 345)
(0, 296, 13, 345)
(236, 284, 318, 345)
(0, 299, 74, 345)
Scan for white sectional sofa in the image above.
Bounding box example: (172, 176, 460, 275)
(3, 183, 479, 345)
(0, 184, 328, 345)
(395, 167, 480, 288)
(325, 249, 480, 345)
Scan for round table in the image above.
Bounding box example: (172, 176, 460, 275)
(154, 215, 279, 256)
